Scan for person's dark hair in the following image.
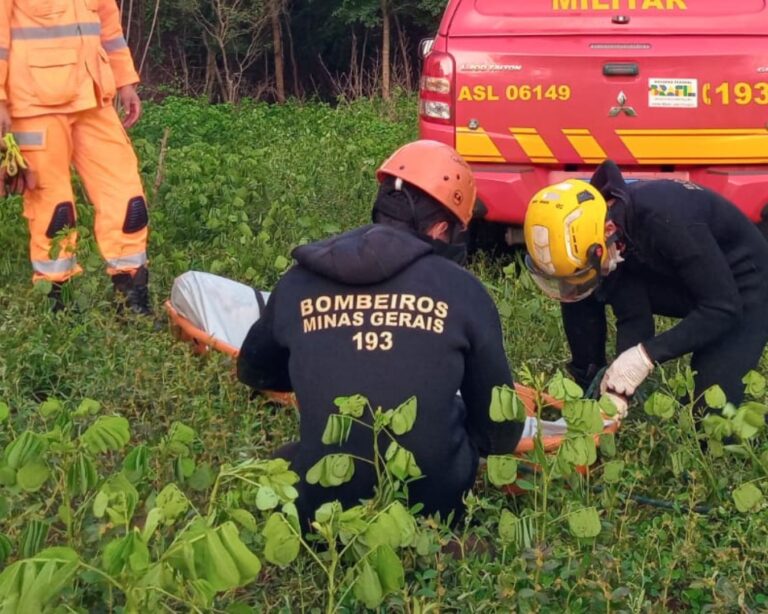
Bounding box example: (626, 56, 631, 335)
(372, 176, 461, 238)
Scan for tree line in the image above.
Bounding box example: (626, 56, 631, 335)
(122, 0, 447, 103)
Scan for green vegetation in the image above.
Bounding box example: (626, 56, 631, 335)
(1, 97, 767, 612)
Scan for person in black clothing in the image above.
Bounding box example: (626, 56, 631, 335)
(523, 159, 768, 416)
(237, 140, 523, 525)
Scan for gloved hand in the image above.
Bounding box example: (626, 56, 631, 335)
(602, 391, 629, 420)
(600, 343, 654, 397)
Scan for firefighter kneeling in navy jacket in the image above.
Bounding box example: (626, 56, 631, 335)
(237, 140, 523, 526)
(523, 159, 768, 417)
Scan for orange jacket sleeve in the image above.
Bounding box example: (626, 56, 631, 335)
(98, 0, 139, 88)
(0, 1, 11, 102)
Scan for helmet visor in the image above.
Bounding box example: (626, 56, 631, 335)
(524, 255, 601, 303)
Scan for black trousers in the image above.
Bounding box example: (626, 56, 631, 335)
(563, 273, 768, 408)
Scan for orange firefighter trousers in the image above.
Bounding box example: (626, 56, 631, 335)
(14, 104, 148, 282)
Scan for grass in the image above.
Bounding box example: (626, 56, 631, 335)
(0, 95, 766, 612)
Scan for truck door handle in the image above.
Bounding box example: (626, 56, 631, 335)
(603, 62, 639, 76)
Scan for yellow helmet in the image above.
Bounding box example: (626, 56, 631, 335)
(523, 180, 609, 302)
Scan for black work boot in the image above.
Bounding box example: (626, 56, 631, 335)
(48, 281, 68, 313)
(112, 266, 152, 316)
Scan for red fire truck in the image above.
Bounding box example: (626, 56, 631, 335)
(419, 0, 768, 245)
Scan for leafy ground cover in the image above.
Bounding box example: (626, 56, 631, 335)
(0, 96, 766, 612)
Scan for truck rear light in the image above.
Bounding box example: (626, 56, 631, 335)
(420, 51, 454, 125)
(421, 76, 451, 95)
(420, 100, 451, 120)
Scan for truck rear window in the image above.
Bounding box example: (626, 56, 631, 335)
(474, 0, 766, 17)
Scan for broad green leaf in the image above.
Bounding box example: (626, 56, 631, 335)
(559, 435, 597, 467)
(0, 533, 11, 565)
(644, 392, 676, 420)
(0, 547, 79, 612)
(255, 486, 279, 511)
(732, 403, 767, 441)
(156, 483, 189, 523)
(0, 402, 9, 422)
(306, 454, 355, 487)
(176, 457, 196, 479)
(333, 394, 368, 417)
(702, 415, 733, 441)
(372, 544, 404, 595)
(38, 399, 62, 418)
(321, 414, 352, 445)
(567, 507, 602, 538)
(122, 445, 149, 483)
(704, 385, 727, 409)
(498, 509, 516, 545)
(103, 531, 149, 575)
(498, 510, 534, 550)
(489, 385, 527, 423)
(73, 398, 101, 417)
(262, 513, 300, 567)
(217, 522, 262, 584)
(229, 508, 258, 533)
(189, 462, 215, 492)
(19, 520, 49, 558)
(66, 454, 98, 497)
(0, 466, 15, 487)
(486, 455, 518, 487)
(599, 433, 616, 457)
(353, 559, 384, 610)
(365, 512, 401, 550)
(314, 501, 342, 525)
(3, 431, 47, 470)
(16, 461, 49, 492)
(547, 372, 584, 401)
(168, 422, 196, 456)
(563, 399, 603, 435)
(81, 416, 131, 454)
(384, 442, 421, 481)
(142, 507, 164, 542)
(742, 370, 766, 397)
(598, 394, 618, 417)
(274, 255, 289, 270)
(336, 506, 367, 541)
(602, 460, 624, 484)
(390, 397, 417, 435)
(732, 483, 764, 513)
(386, 501, 416, 547)
(93, 472, 139, 526)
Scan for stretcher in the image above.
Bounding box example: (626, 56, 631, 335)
(165, 272, 619, 469)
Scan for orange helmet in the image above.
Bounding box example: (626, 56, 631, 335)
(376, 140, 476, 227)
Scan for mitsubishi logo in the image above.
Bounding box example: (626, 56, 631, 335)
(609, 91, 637, 117)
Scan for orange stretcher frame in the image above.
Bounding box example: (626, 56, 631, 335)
(164, 300, 619, 465)
(165, 301, 295, 407)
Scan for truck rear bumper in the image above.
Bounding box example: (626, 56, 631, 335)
(473, 164, 768, 225)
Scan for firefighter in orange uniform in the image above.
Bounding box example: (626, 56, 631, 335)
(0, 0, 151, 314)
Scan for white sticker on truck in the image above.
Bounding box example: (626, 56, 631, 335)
(648, 78, 698, 108)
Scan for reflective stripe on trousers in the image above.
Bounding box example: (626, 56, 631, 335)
(32, 256, 78, 275)
(12, 131, 44, 147)
(105, 252, 147, 270)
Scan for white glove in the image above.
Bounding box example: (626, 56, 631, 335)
(602, 391, 629, 420)
(600, 344, 654, 397)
